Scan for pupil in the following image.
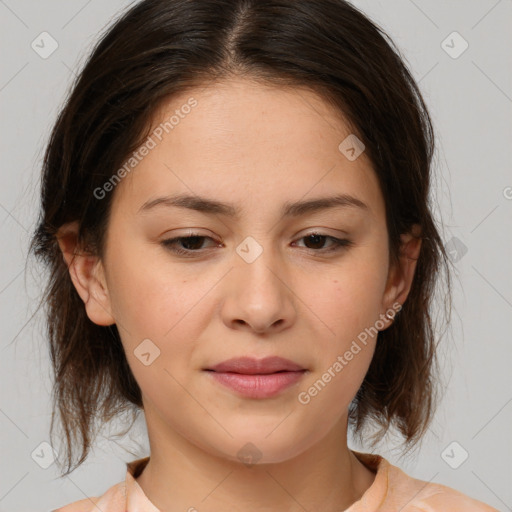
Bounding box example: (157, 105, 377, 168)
(306, 234, 324, 249)
(182, 236, 203, 250)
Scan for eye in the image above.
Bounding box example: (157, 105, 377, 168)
(161, 232, 353, 257)
(161, 234, 218, 256)
(292, 233, 354, 253)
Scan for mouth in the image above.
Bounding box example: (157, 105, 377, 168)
(203, 356, 307, 399)
(204, 355, 306, 374)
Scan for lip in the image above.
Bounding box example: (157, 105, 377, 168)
(206, 356, 305, 374)
(203, 356, 307, 399)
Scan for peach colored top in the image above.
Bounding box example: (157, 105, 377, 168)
(53, 450, 499, 511)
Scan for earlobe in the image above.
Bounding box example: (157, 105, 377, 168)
(380, 224, 422, 329)
(56, 221, 115, 327)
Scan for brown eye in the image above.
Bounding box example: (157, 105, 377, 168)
(294, 233, 353, 253)
(161, 235, 218, 256)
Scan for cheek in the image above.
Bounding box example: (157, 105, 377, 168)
(309, 262, 387, 335)
(297, 271, 381, 418)
(108, 256, 200, 400)
(298, 250, 388, 384)
(106, 244, 193, 338)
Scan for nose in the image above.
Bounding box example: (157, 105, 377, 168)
(220, 245, 297, 335)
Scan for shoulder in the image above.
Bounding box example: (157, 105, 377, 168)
(52, 481, 126, 512)
(407, 481, 499, 511)
(52, 496, 101, 512)
(386, 463, 499, 511)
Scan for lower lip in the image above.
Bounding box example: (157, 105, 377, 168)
(206, 370, 306, 399)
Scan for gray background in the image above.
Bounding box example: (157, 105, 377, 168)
(1, 1, 511, 510)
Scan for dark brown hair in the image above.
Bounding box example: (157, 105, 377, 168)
(29, 0, 453, 477)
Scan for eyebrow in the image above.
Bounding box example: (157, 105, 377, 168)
(137, 193, 369, 218)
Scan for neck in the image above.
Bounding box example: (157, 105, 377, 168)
(135, 409, 376, 512)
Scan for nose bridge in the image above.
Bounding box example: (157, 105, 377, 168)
(223, 234, 295, 331)
(234, 234, 285, 296)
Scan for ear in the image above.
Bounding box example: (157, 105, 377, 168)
(379, 224, 422, 330)
(56, 221, 115, 326)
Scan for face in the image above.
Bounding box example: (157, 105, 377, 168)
(68, 77, 415, 464)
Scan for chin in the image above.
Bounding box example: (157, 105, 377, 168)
(202, 429, 312, 466)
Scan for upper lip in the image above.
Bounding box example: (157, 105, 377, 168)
(206, 356, 305, 374)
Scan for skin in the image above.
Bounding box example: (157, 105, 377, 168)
(57, 77, 422, 511)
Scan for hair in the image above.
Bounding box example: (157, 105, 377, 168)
(29, 0, 454, 477)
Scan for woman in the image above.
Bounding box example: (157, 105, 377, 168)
(30, 0, 497, 510)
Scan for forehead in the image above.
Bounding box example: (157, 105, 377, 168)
(110, 78, 384, 222)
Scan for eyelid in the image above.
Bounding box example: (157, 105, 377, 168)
(160, 227, 348, 244)
(160, 230, 353, 257)
(300, 227, 350, 237)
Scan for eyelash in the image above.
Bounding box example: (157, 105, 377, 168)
(160, 233, 354, 257)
